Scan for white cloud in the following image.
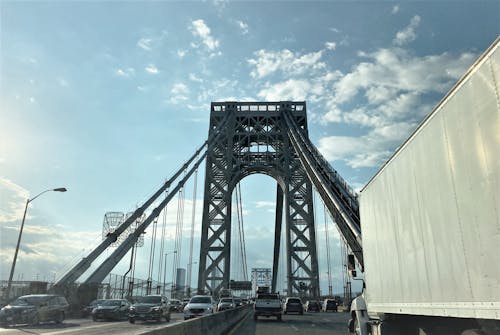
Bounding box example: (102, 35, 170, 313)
(169, 83, 189, 104)
(177, 49, 188, 58)
(392, 5, 400, 14)
(248, 49, 325, 79)
(325, 42, 337, 50)
(137, 38, 153, 51)
(254, 201, 275, 208)
(393, 15, 421, 46)
(258, 79, 320, 101)
(115, 67, 135, 77)
(190, 19, 220, 51)
(330, 47, 475, 105)
(0, 178, 29, 223)
(145, 64, 159, 74)
(237, 20, 249, 34)
(189, 73, 203, 83)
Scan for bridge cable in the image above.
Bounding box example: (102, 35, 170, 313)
(146, 215, 160, 294)
(157, 189, 170, 285)
(323, 204, 333, 297)
(186, 168, 198, 296)
(171, 170, 187, 297)
(237, 183, 248, 281)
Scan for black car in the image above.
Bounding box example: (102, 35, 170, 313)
(0, 294, 69, 326)
(129, 295, 170, 323)
(283, 297, 303, 315)
(92, 299, 130, 321)
(304, 300, 321, 312)
(82, 299, 105, 317)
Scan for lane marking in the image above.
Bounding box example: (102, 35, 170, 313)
(290, 325, 299, 331)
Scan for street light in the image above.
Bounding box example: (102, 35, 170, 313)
(6, 187, 67, 299)
(163, 251, 177, 295)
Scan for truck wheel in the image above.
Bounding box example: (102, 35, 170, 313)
(129, 318, 135, 324)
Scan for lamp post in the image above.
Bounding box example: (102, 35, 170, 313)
(6, 187, 67, 299)
(163, 251, 177, 295)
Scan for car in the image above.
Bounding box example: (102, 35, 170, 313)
(183, 295, 215, 320)
(91, 299, 130, 321)
(169, 299, 183, 312)
(82, 299, 105, 317)
(304, 300, 321, 312)
(217, 297, 235, 311)
(283, 297, 303, 315)
(0, 294, 69, 326)
(128, 295, 170, 323)
(233, 298, 242, 307)
(322, 299, 338, 312)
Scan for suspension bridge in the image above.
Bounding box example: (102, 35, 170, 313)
(45, 101, 359, 302)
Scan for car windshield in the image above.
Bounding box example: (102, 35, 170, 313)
(257, 294, 278, 300)
(190, 297, 211, 304)
(220, 298, 233, 303)
(90, 299, 105, 306)
(327, 301, 336, 306)
(136, 296, 161, 304)
(11, 296, 47, 306)
(288, 298, 301, 303)
(101, 300, 122, 306)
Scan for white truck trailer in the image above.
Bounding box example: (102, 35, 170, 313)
(349, 38, 499, 335)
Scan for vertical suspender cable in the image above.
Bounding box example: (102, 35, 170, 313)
(171, 170, 186, 297)
(323, 205, 333, 297)
(187, 169, 198, 296)
(147, 216, 159, 294)
(237, 183, 248, 281)
(157, 189, 169, 284)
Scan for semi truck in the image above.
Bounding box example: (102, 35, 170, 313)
(348, 38, 500, 334)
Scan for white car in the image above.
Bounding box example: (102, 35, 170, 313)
(217, 297, 235, 311)
(183, 295, 215, 320)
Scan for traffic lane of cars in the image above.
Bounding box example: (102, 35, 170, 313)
(233, 310, 350, 335)
(0, 313, 185, 335)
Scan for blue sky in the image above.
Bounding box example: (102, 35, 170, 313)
(1, 1, 498, 295)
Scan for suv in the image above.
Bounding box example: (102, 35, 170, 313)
(217, 297, 235, 311)
(129, 295, 170, 323)
(183, 295, 215, 320)
(304, 300, 321, 312)
(283, 297, 303, 315)
(0, 294, 69, 326)
(322, 298, 338, 312)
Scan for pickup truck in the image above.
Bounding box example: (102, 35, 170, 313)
(254, 293, 282, 321)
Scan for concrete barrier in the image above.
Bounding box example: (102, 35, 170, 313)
(140, 305, 251, 335)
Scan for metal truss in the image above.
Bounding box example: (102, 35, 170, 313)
(198, 101, 320, 297)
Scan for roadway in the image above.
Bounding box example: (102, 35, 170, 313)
(0, 313, 184, 335)
(232, 310, 350, 335)
(0, 311, 350, 334)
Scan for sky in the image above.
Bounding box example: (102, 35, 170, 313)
(0, 1, 498, 297)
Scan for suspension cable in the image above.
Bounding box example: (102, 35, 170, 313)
(157, 189, 169, 284)
(187, 169, 198, 295)
(323, 204, 333, 296)
(237, 183, 248, 281)
(171, 171, 186, 297)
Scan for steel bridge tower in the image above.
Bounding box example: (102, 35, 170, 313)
(198, 101, 320, 297)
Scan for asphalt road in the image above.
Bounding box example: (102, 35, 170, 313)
(0, 313, 184, 335)
(230, 310, 351, 335)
